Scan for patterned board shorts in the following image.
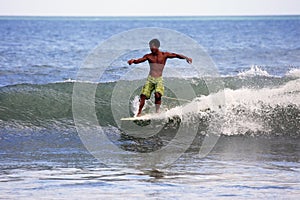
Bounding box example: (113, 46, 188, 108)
(141, 75, 164, 99)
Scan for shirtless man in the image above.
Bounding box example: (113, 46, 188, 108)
(128, 39, 192, 117)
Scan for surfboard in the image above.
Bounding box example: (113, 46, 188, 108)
(121, 115, 153, 126)
(121, 116, 151, 121)
(121, 117, 139, 121)
(121, 106, 213, 121)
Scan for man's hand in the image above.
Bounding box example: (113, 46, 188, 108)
(186, 57, 192, 64)
(128, 59, 135, 65)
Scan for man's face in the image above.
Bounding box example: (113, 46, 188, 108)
(150, 44, 159, 54)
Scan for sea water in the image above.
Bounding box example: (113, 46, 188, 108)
(0, 16, 299, 199)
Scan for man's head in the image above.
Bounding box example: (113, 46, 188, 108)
(149, 39, 160, 54)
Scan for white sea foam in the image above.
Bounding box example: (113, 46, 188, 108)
(237, 65, 271, 77)
(131, 78, 300, 136)
(285, 68, 300, 78)
(219, 79, 300, 135)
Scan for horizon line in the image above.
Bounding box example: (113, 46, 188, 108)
(0, 14, 299, 17)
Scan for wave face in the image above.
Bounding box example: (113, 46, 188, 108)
(0, 76, 299, 137)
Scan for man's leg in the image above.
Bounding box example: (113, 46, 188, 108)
(154, 92, 162, 113)
(137, 94, 147, 117)
(154, 76, 164, 114)
(138, 76, 154, 117)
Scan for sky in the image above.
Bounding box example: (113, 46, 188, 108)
(0, 0, 299, 16)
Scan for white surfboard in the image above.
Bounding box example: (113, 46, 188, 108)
(121, 115, 152, 121)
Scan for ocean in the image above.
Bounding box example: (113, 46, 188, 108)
(0, 16, 299, 199)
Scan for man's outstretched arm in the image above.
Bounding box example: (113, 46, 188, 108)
(128, 55, 148, 65)
(166, 52, 192, 64)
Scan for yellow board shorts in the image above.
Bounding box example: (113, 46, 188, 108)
(141, 75, 164, 99)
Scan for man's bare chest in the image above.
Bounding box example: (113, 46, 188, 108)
(148, 55, 166, 64)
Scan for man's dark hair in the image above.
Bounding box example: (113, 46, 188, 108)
(149, 39, 160, 48)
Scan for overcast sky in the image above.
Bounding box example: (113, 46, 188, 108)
(0, 0, 299, 16)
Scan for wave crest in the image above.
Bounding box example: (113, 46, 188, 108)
(0, 78, 299, 137)
(237, 65, 271, 77)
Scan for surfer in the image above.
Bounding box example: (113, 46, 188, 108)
(128, 39, 192, 117)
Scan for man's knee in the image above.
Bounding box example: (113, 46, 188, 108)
(140, 94, 147, 101)
(154, 92, 162, 104)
